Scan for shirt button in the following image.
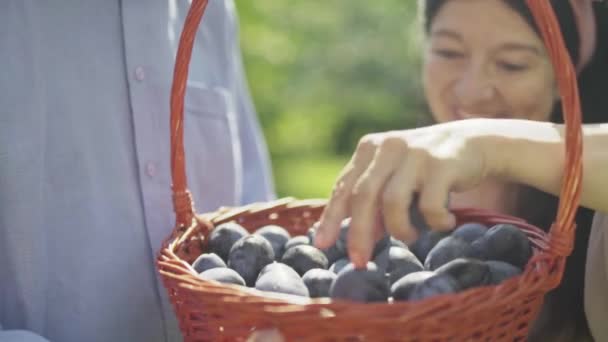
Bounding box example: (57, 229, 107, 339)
(134, 66, 145, 81)
(145, 162, 157, 178)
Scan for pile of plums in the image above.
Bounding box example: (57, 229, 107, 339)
(192, 216, 532, 303)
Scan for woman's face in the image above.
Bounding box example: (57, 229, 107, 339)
(423, 0, 557, 123)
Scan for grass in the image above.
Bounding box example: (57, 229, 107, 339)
(272, 154, 350, 199)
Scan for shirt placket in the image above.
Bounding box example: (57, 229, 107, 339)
(119, 1, 181, 341)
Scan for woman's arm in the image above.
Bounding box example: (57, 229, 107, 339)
(489, 120, 608, 213)
(314, 118, 608, 267)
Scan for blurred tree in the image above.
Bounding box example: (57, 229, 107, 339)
(236, 0, 428, 198)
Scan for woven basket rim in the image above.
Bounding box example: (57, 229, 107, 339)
(158, 199, 560, 309)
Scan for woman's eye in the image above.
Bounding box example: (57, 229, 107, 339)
(497, 61, 529, 72)
(432, 49, 465, 59)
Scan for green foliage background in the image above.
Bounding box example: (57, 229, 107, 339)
(236, 1, 429, 199)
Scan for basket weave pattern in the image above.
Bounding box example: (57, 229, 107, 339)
(157, 1, 583, 341)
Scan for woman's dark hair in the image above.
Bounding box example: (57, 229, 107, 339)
(421, 1, 608, 341)
(422, 0, 581, 65)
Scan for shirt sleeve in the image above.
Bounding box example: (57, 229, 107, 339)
(584, 212, 608, 341)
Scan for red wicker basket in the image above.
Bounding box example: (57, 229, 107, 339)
(157, 1, 583, 341)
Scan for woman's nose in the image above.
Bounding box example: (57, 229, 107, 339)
(454, 66, 496, 110)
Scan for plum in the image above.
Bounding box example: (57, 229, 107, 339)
(306, 227, 316, 246)
(371, 233, 391, 258)
(255, 266, 309, 297)
(329, 257, 351, 275)
(302, 268, 337, 298)
(408, 273, 460, 301)
(192, 253, 226, 273)
(329, 262, 389, 303)
(373, 246, 424, 285)
(434, 258, 491, 290)
(410, 230, 450, 264)
(424, 236, 475, 271)
(254, 225, 291, 260)
(451, 222, 487, 243)
(257, 262, 300, 280)
(281, 245, 329, 276)
(391, 271, 435, 301)
(207, 222, 249, 262)
(486, 260, 523, 285)
(198, 267, 246, 286)
(228, 235, 275, 286)
(389, 237, 408, 249)
(471, 224, 532, 268)
(284, 235, 310, 251)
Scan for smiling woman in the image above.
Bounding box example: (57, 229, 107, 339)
(419, 0, 585, 220)
(419, 0, 588, 223)
(418, 0, 601, 341)
(423, 0, 557, 123)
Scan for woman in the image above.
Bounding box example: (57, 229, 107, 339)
(316, 118, 608, 341)
(421, 0, 586, 216)
(416, 0, 606, 340)
(313, 0, 604, 341)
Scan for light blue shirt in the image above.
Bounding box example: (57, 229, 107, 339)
(0, 1, 275, 341)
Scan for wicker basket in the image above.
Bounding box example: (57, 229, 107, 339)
(157, 1, 583, 341)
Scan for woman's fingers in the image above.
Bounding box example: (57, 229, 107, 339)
(314, 164, 358, 249)
(381, 156, 420, 244)
(348, 137, 406, 267)
(418, 168, 457, 231)
(318, 124, 483, 269)
(315, 135, 377, 249)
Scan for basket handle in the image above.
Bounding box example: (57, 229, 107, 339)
(168, 0, 584, 257)
(170, 0, 209, 227)
(526, 0, 583, 257)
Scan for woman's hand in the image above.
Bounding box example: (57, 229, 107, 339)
(313, 118, 565, 268)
